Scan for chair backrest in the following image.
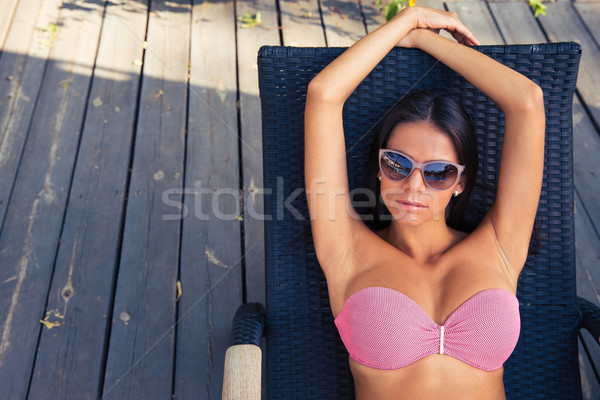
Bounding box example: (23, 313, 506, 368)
(258, 43, 582, 399)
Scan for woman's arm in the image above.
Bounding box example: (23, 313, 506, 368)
(305, 8, 478, 273)
(408, 29, 545, 275)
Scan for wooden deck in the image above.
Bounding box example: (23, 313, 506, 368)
(0, 0, 599, 398)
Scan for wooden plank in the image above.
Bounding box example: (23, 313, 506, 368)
(418, 0, 447, 11)
(236, 0, 280, 305)
(100, 1, 190, 399)
(0, 0, 19, 52)
(0, 0, 106, 398)
(575, 191, 600, 394)
(578, 267, 600, 400)
(573, 95, 600, 247)
(537, 2, 600, 129)
(24, 1, 148, 398)
(575, 188, 600, 394)
(321, 0, 366, 46)
(574, 2, 600, 122)
(0, 0, 60, 235)
(174, 0, 242, 398)
(575, 190, 600, 307)
(446, 1, 504, 45)
(574, 3, 600, 33)
(488, 1, 546, 44)
(280, 0, 326, 45)
(575, 247, 600, 384)
(579, 337, 600, 400)
(574, 0, 600, 5)
(362, 0, 385, 33)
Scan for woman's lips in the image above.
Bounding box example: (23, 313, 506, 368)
(396, 200, 427, 212)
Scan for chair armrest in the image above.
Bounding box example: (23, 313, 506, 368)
(578, 296, 600, 343)
(222, 303, 266, 400)
(231, 302, 266, 346)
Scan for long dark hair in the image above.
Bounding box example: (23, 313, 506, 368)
(362, 91, 479, 232)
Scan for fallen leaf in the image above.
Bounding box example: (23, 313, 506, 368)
(40, 319, 61, 329)
(40, 309, 64, 330)
(237, 11, 262, 29)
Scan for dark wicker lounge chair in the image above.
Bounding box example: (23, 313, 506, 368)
(223, 43, 600, 399)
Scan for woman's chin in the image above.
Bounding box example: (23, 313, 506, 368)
(389, 211, 432, 226)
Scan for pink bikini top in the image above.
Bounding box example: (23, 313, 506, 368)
(334, 287, 520, 371)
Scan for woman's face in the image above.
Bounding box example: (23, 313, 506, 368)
(378, 120, 464, 226)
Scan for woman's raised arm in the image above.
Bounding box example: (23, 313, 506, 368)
(407, 29, 545, 276)
(304, 8, 478, 272)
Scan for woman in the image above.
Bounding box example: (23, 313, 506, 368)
(304, 6, 545, 400)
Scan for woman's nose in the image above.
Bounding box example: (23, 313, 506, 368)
(406, 168, 427, 190)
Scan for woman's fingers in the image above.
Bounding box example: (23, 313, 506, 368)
(449, 26, 480, 46)
(412, 7, 480, 46)
(440, 13, 480, 46)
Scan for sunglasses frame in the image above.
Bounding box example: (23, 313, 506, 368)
(378, 149, 466, 191)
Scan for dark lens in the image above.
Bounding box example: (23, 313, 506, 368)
(423, 163, 458, 190)
(381, 152, 413, 180)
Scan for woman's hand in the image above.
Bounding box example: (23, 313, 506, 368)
(394, 7, 479, 47)
(395, 29, 432, 49)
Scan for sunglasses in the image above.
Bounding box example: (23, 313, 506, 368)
(378, 149, 465, 191)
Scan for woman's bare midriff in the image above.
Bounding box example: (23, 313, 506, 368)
(349, 353, 506, 400)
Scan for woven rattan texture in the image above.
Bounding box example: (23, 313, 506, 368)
(231, 303, 266, 347)
(258, 43, 581, 399)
